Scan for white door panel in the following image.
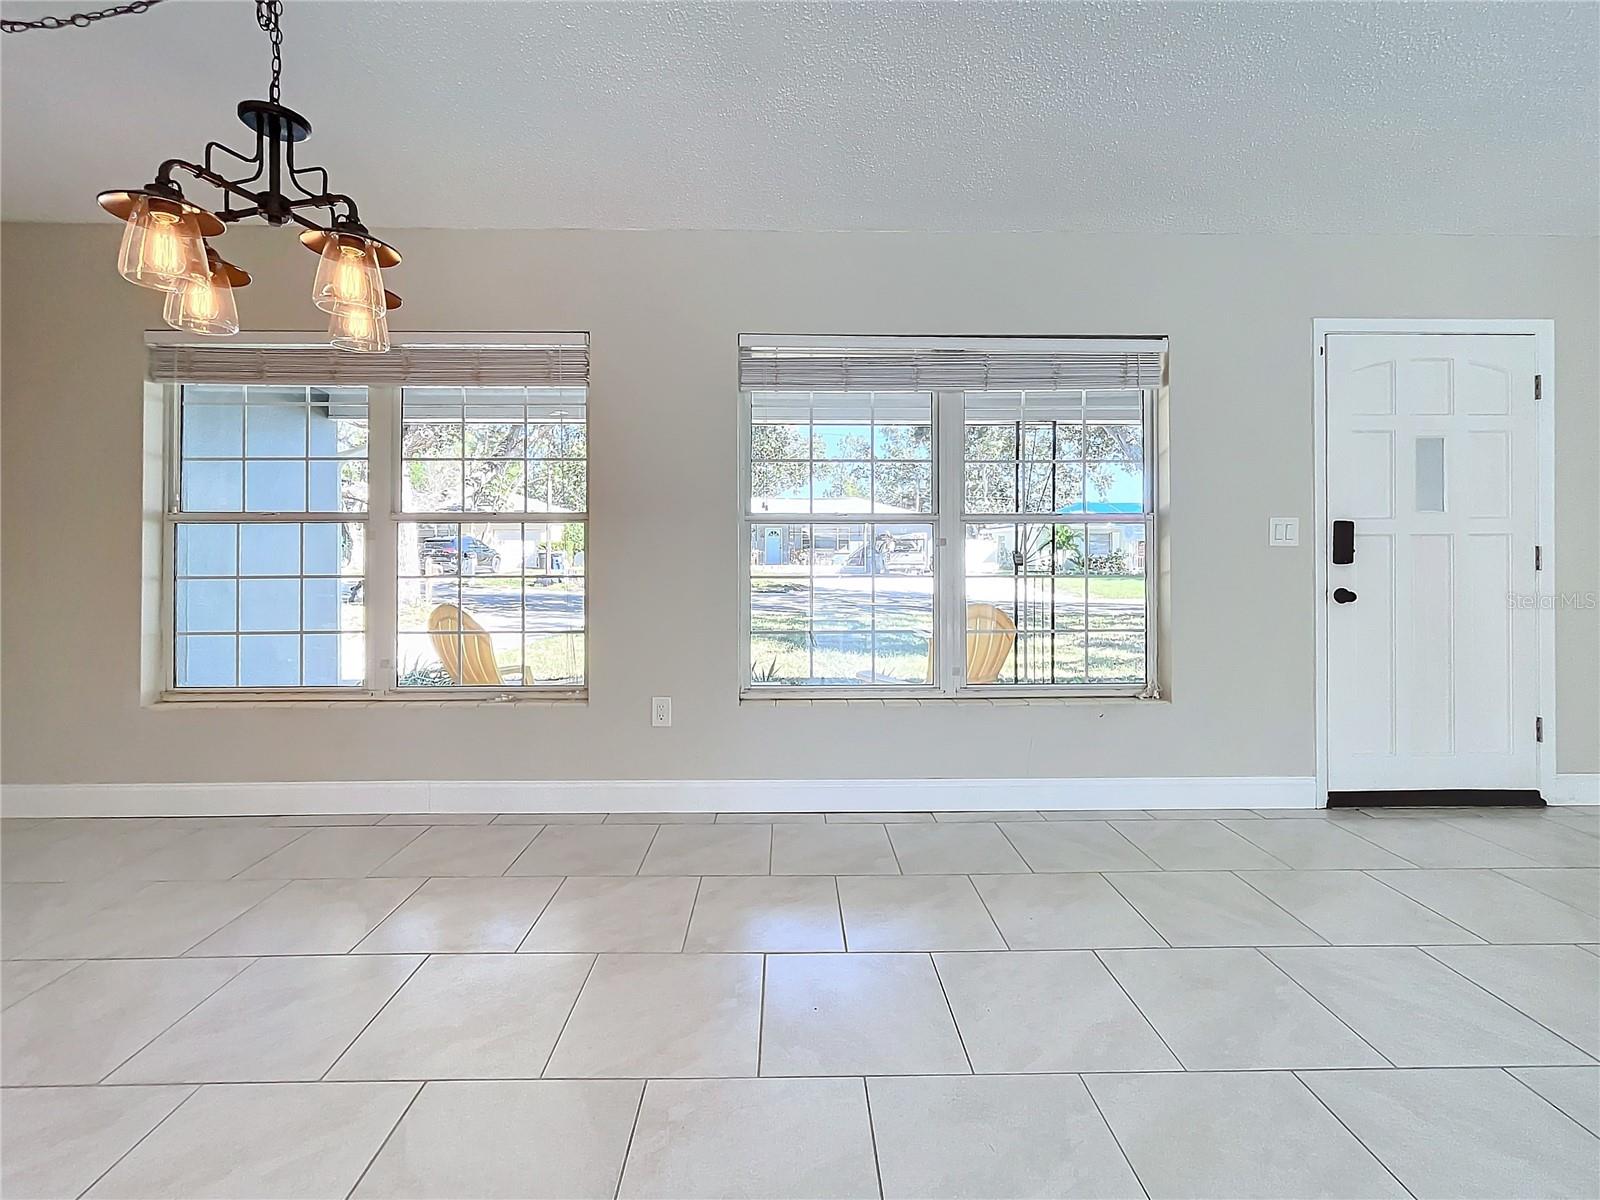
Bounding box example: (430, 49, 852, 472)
(1326, 333, 1538, 792)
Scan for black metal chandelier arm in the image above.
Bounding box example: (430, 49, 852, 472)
(283, 141, 330, 202)
(153, 157, 346, 230)
(202, 134, 266, 181)
(1, 0, 164, 32)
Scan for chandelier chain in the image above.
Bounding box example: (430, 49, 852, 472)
(1, 0, 165, 33)
(256, 0, 284, 104)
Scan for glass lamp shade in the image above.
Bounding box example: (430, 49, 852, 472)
(312, 235, 385, 316)
(163, 264, 240, 337)
(328, 302, 390, 354)
(116, 195, 211, 291)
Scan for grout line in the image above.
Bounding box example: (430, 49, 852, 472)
(1079, 1075, 1152, 1200)
(319, 952, 431, 1080)
(833, 875, 849, 951)
(1330, 820, 1442, 869)
(72, 1083, 202, 1199)
(613, 1078, 650, 1200)
(1290, 1070, 1417, 1200)
(926, 952, 975, 1075)
(961, 874, 1010, 949)
(1218, 869, 1328, 944)
(360, 825, 448, 877)
(222, 828, 315, 880)
(756, 953, 768, 1077)
(10, 1064, 1600, 1090)
(494, 826, 543, 878)
(992, 821, 1035, 873)
(537, 952, 602, 1078)
(511, 875, 568, 953)
(94, 959, 258, 1084)
(15, 936, 1598, 965)
(344, 1080, 426, 1199)
(0, 958, 90, 1010)
(1098, 872, 1174, 948)
(882, 826, 906, 876)
(503, 822, 553, 875)
(172, 879, 295, 958)
(1098, 820, 1164, 871)
(1500, 1065, 1600, 1133)
(1358, 870, 1494, 943)
(679, 877, 705, 953)
(1249, 946, 1397, 1067)
(860, 1076, 886, 1200)
(634, 824, 665, 876)
(1090, 949, 1186, 1069)
(1415, 945, 1598, 1061)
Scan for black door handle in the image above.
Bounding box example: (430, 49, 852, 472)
(1333, 587, 1357, 604)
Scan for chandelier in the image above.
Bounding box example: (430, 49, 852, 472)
(7, 0, 401, 351)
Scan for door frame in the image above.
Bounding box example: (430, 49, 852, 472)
(1311, 318, 1557, 806)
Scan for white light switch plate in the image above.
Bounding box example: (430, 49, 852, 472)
(1269, 517, 1300, 547)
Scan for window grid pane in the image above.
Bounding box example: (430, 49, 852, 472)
(748, 521, 934, 686)
(749, 390, 934, 518)
(173, 521, 366, 688)
(401, 387, 586, 515)
(396, 520, 586, 688)
(180, 384, 368, 515)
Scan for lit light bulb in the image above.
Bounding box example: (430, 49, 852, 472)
(117, 195, 210, 291)
(162, 259, 239, 337)
(329, 300, 389, 353)
(312, 235, 383, 316)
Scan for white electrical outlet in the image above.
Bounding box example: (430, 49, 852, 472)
(1269, 517, 1300, 547)
(651, 696, 672, 727)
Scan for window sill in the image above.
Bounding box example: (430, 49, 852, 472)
(152, 691, 587, 710)
(740, 693, 1162, 707)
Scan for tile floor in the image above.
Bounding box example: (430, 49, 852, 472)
(2, 806, 1597, 1199)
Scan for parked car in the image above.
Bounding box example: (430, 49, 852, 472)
(421, 535, 502, 574)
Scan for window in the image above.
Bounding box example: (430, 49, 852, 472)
(396, 387, 586, 689)
(173, 385, 369, 688)
(740, 337, 1164, 697)
(158, 336, 588, 698)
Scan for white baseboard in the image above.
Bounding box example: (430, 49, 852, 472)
(1550, 774, 1600, 806)
(0, 775, 1319, 818)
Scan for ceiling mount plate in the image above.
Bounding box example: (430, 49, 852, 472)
(237, 100, 312, 143)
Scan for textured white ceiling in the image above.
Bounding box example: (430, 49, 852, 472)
(1, 1, 1594, 234)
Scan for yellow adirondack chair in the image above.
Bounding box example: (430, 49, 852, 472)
(925, 602, 1018, 685)
(428, 603, 504, 686)
(962, 602, 1018, 684)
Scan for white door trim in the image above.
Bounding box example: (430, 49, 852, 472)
(1312, 318, 1557, 805)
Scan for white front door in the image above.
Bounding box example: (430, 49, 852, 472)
(1325, 333, 1540, 793)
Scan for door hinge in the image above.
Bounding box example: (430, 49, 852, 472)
(1534, 374, 1542, 400)
(1535, 545, 1543, 571)
(1536, 716, 1544, 743)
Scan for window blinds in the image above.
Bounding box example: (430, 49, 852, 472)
(739, 337, 1166, 392)
(147, 337, 589, 387)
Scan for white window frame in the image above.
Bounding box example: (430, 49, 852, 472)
(738, 344, 1161, 701)
(154, 333, 588, 704)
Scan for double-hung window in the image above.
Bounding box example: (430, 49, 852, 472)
(740, 336, 1166, 698)
(155, 334, 588, 699)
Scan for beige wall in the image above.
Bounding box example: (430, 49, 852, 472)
(2, 223, 1595, 786)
